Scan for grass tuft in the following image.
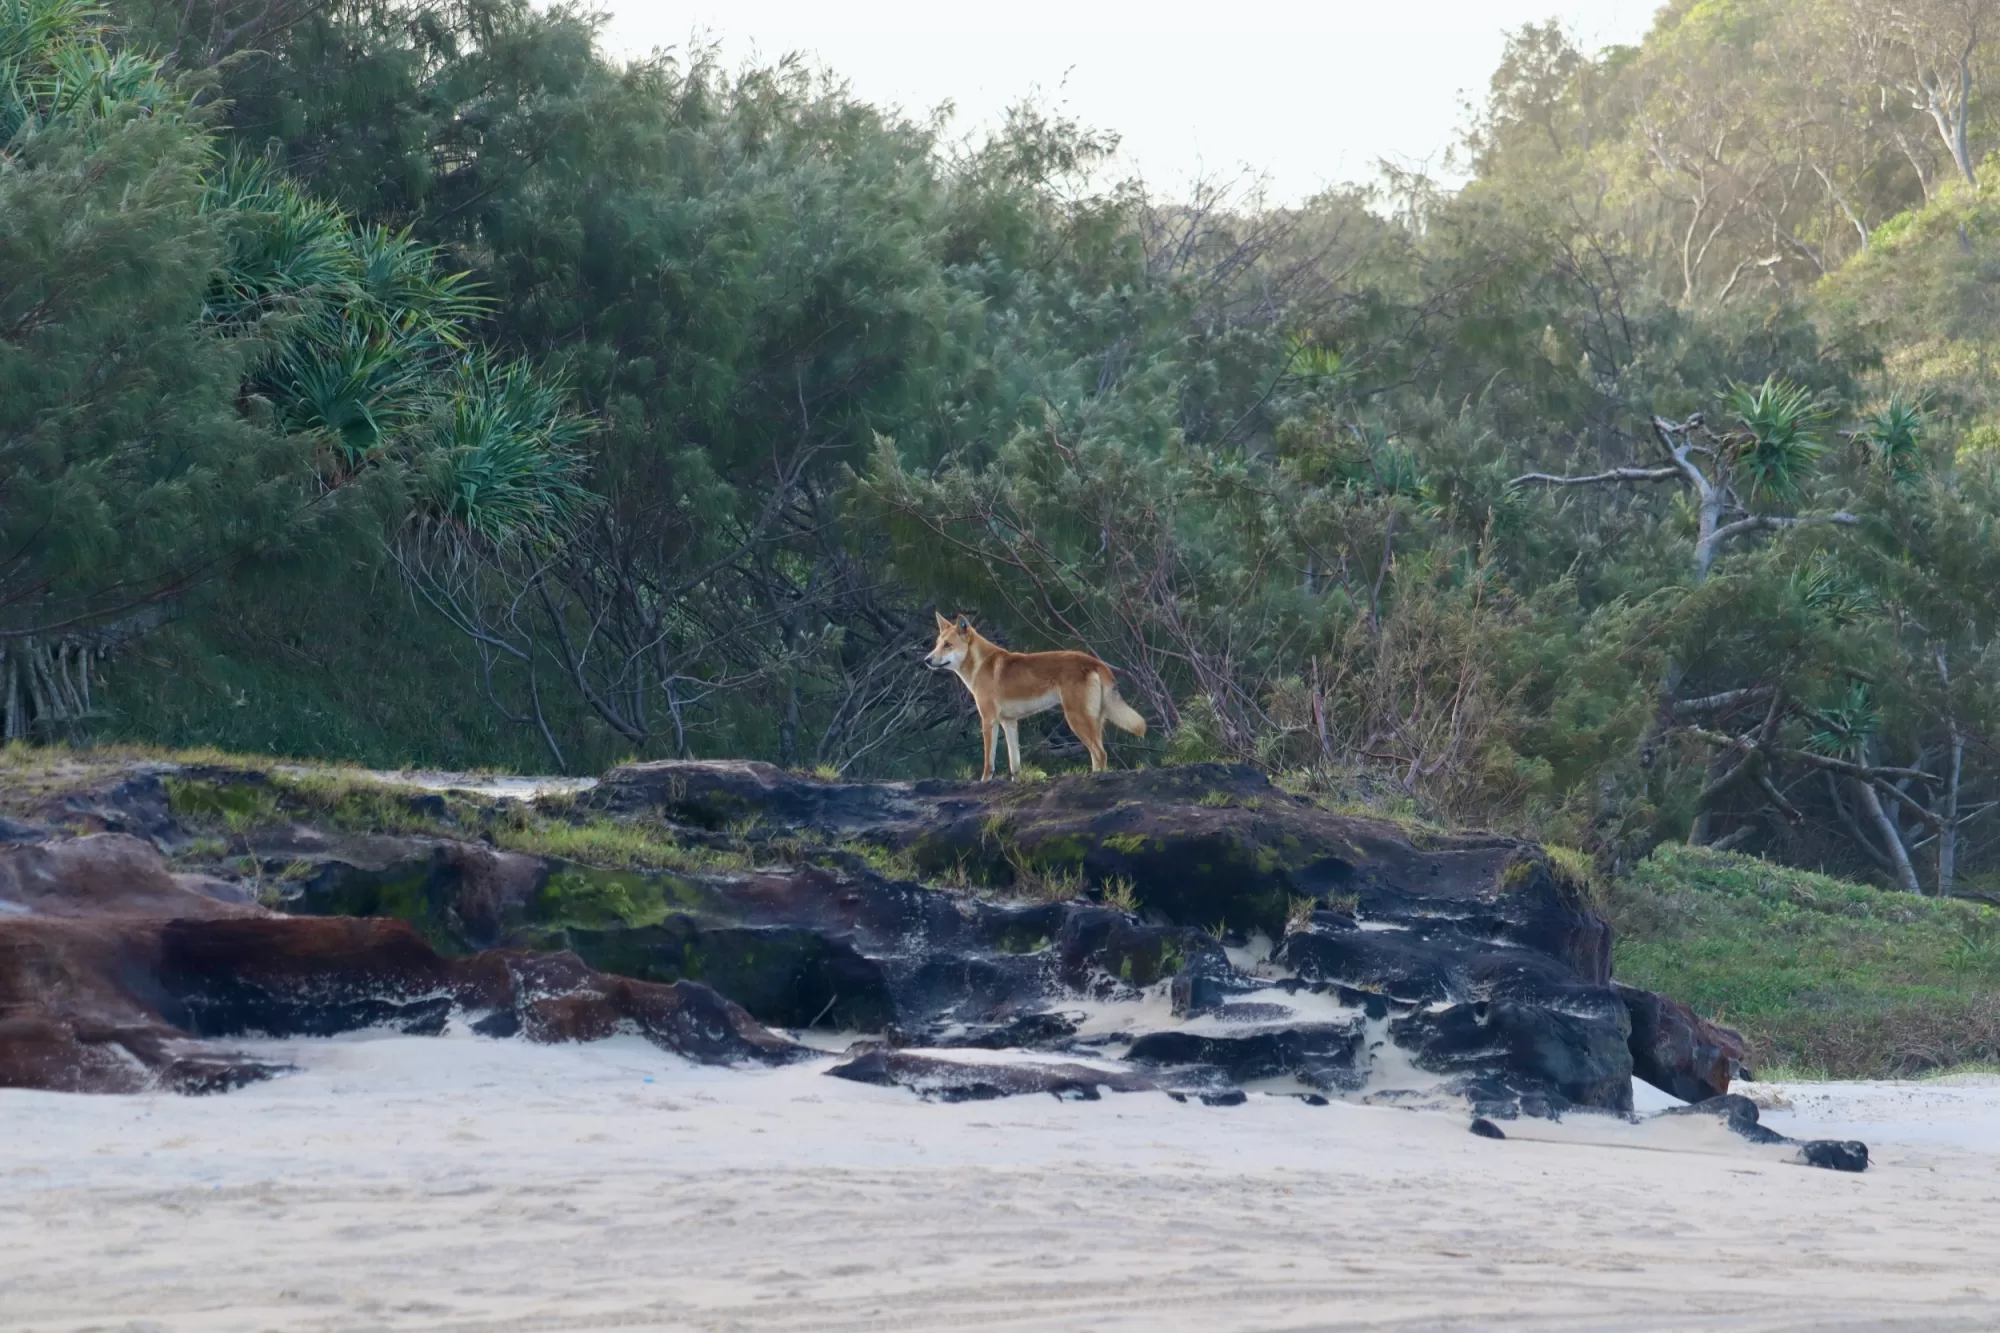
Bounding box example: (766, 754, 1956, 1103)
(1100, 874, 1140, 913)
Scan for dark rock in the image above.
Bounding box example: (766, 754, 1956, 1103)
(1656, 1095, 1871, 1170)
(1799, 1139, 1870, 1172)
(1616, 981, 1749, 1103)
(154, 916, 802, 1064)
(475, 947, 801, 1063)
(1125, 1022, 1364, 1091)
(1469, 1117, 1507, 1139)
(0, 815, 50, 843)
(594, 762, 1608, 975)
(826, 1049, 1162, 1101)
(39, 770, 179, 842)
(284, 835, 547, 952)
(1658, 1093, 1790, 1145)
(1390, 1000, 1634, 1114)
(1213, 1002, 1293, 1022)
(156, 915, 475, 1039)
(405, 792, 453, 823)
(570, 919, 900, 1031)
(173, 874, 262, 907)
(1280, 921, 1626, 1026)
(1199, 1089, 1248, 1106)
(1170, 953, 1262, 1017)
(590, 759, 928, 833)
(470, 1007, 521, 1038)
(912, 1010, 1081, 1050)
(353, 764, 1631, 1117)
(1051, 906, 1218, 991)
(1278, 923, 1455, 1004)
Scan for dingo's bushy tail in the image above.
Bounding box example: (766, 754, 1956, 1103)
(1101, 679, 1147, 737)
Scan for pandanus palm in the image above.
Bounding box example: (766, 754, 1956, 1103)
(1725, 375, 1828, 507)
(203, 154, 504, 473)
(418, 355, 593, 546)
(0, 0, 169, 143)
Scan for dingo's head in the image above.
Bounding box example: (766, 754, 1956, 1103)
(926, 612, 974, 670)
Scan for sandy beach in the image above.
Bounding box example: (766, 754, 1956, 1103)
(6, 1029, 2000, 1333)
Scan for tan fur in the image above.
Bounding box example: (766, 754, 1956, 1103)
(925, 613, 1147, 780)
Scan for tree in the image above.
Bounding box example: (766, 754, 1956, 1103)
(0, 0, 304, 735)
(1, 0, 590, 742)
(1844, 0, 1997, 187)
(1511, 377, 1857, 583)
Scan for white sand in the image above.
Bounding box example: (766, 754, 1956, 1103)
(6, 1033, 2000, 1333)
(272, 765, 598, 802)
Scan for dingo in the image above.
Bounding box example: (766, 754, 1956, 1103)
(924, 613, 1147, 779)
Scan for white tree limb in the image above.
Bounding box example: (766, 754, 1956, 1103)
(1508, 465, 1683, 488)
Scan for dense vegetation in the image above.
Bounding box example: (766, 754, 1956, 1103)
(13, 0, 2000, 910)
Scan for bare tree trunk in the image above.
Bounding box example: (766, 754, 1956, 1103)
(1689, 749, 1731, 846)
(1828, 771, 1897, 877)
(1938, 642, 1964, 897)
(779, 675, 801, 769)
(1939, 721, 1963, 896)
(0, 645, 16, 741)
(1692, 474, 1729, 582)
(1943, 43, 1979, 184)
(1854, 776, 1922, 894)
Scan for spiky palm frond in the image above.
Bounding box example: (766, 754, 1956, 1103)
(1284, 334, 1352, 389)
(1809, 681, 1879, 758)
(0, 0, 99, 68)
(346, 225, 489, 349)
(1726, 375, 1827, 506)
(270, 322, 431, 464)
(1789, 552, 1869, 627)
(202, 153, 358, 332)
(416, 356, 593, 545)
(1858, 392, 1927, 482)
(0, 0, 169, 143)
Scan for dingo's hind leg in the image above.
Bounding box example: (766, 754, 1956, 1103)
(1061, 680, 1110, 771)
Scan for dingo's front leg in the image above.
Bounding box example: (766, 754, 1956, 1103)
(979, 709, 999, 780)
(1001, 719, 1023, 777)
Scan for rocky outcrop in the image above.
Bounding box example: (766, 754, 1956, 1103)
(0, 831, 800, 1094)
(0, 757, 1754, 1124)
(591, 761, 1613, 978)
(576, 761, 1636, 1116)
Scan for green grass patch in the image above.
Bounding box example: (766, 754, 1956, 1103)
(1607, 844, 2000, 1078)
(534, 866, 673, 930)
(490, 817, 750, 874)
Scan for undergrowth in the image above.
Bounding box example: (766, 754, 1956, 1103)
(1607, 844, 2000, 1079)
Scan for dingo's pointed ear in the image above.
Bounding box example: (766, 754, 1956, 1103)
(934, 610, 952, 629)
(956, 616, 970, 631)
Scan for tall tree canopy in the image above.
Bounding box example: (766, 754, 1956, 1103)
(30, 0, 2000, 900)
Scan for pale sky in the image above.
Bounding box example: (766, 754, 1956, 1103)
(599, 1, 1661, 203)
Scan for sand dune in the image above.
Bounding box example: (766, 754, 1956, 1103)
(6, 1030, 1999, 1332)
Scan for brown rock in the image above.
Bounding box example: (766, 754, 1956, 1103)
(1616, 981, 1749, 1103)
(0, 886, 801, 1095)
(0, 834, 265, 920)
